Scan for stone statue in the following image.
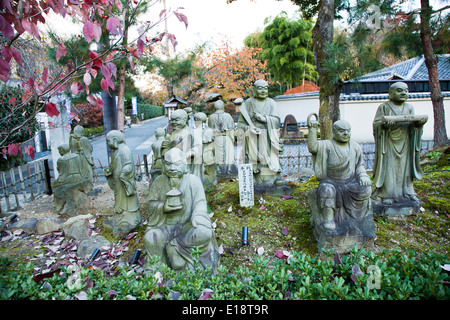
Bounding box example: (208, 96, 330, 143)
(70, 125, 94, 190)
(143, 148, 220, 273)
(184, 106, 195, 129)
(161, 109, 198, 173)
(372, 82, 428, 215)
(307, 115, 375, 253)
(236, 79, 287, 193)
(208, 100, 236, 177)
(52, 144, 91, 216)
(194, 112, 217, 189)
(103, 130, 142, 236)
(150, 127, 166, 181)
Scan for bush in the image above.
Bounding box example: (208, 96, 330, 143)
(71, 103, 104, 128)
(137, 103, 164, 120)
(1, 247, 448, 300)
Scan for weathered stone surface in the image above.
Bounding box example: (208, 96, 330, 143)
(281, 114, 303, 139)
(143, 148, 220, 273)
(63, 214, 93, 240)
(307, 117, 376, 254)
(104, 130, 142, 237)
(9, 218, 38, 234)
(36, 217, 64, 234)
(77, 235, 110, 259)
(371, 82, 428, 215)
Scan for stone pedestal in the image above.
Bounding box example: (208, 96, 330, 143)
(53, 179, 92, 216)
(253, 168, 292, 196)
(308, 188, 376, 254)
(372, 199, 420, 220)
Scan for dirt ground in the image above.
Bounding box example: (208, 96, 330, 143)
(5, 180, 151, 220)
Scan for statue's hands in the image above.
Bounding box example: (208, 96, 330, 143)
(359, 176, 372, 186)
(308, 120, 319, 129)
(254, 112, 266, 123)
(104, 167, 112, 177)
(161, 139, 171, 149)
(163, 200, 182, 213)
(249, 126, 261, 135)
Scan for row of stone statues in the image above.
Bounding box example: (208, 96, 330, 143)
(51, 80, 427, 273)
(307, 81, 427, 252)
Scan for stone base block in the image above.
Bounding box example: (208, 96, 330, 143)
(308, 188, 376, 255)
(372, 199, 420, 220)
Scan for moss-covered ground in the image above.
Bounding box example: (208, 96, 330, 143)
(1, 146, 449, 274)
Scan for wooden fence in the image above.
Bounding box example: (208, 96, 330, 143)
(0, 159, 52, 213)
(0, 154, 154, 213)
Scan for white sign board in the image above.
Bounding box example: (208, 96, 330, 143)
(131, 96, 137, 115)
(238, 164, 254, 207)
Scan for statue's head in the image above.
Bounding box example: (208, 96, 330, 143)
(106, 130, 124, 149)
(332, 120, 351, 143)
(73, 125, 85, 139)
(214, 100, 225, 111)
(184, 107, 193, 115)
(253, 79, 269, 100)
(155, 127, 165, 138)
(389, 82, 409, 104)
(194, 112, 207, 125)
(57, 143, 70, 156)
(170, 109, 188, 130)
(234, 98, 244, 105)
(163, 148, 189, 178)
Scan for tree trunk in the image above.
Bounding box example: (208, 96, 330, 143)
(312, 0, 335, 140)
(117, 28, 128, 135)
(419, 0, 448, 147)
(117, 64, 126, 134)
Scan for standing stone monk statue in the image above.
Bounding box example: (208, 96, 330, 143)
(208, 100, 236, 176)
(103, 130, 142, 236)
(161, 109, 198, 173)
(70, 125, 94, 189)
(237, 79, 282, 188)
(307, 115, 375, 253)
(143, 148, 220, 273)
(372, 82, 428, 212)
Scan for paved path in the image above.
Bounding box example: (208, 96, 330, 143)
(90, 116, 168, 166)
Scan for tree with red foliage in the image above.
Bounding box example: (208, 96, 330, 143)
(0, 0, 187, 159)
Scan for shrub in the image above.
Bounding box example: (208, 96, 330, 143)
(1, 247, 448, 300)
(137, 103, 164, 120)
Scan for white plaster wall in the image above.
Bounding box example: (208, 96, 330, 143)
(276, 94, 450, 143)
(275, 95, 320, 125)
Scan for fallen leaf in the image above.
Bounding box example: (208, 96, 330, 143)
(227, 205, 232, 212)
(282, 227, 289, 236)
(75, 291, 88, 300)
(274, 250, 287, 259)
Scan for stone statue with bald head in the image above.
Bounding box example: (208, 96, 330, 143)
(372, 82, 428, 214)
(143, 148, 220, 273)
(307, 115, 375, 253)
(208, 100, 236, 176)
(103, 130, 142, 236)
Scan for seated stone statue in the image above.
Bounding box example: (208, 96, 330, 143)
(307, 115, 375, 253)
(52, 144, 91, 216)
(103, 130, 142, 237)
(70, 125, 94, 191)
(143, 148, 220, 273)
